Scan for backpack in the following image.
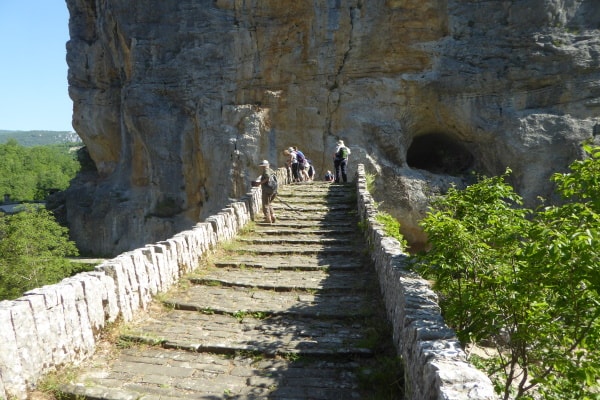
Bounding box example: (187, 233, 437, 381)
(296, 151, 305, 164)
(337, 146, 348, 159)
(264, 172, 278, 194)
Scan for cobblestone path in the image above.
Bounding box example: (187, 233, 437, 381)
(59, 182, 402, 399)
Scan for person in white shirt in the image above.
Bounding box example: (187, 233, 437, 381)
(285, 147, 300, 182)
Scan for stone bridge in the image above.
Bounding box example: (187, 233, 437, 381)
(0, 165, 495, 400)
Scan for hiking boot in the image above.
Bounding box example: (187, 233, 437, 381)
(271, 215, 276, 223)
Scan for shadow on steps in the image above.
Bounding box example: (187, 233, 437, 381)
(59, 181, 404, 399)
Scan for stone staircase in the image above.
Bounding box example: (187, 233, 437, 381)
(58, 182, 402, 399)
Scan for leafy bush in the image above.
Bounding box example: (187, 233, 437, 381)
(365, 172, 376, 194)
(0, 206, 79, 300)
(414, 145, 600, 399)
(375, 211, 408, 249)
(0, 140, 85, 299)
(364, 171, 408, 250)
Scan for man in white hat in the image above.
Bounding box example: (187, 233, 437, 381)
(253, 160, 277, 223)
(333, 139, 351, 183)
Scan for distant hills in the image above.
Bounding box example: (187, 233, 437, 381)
(0, 130, 82, 147)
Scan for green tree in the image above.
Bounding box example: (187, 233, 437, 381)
(0, 139, 33, 200)
(0, 206, 79, 300)
(519, 145, 600, 399)
(414, 146, 600, 399)
(0, 140, 80, 202)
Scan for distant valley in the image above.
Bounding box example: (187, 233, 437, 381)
(0, 130, 82, 146)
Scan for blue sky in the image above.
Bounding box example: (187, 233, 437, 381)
(0, 1, 73, 132)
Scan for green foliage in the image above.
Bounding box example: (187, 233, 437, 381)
(358, 356, 404, 399)
(365, 171, 408, 250)
(0, 206, 79, 300)
(365, 172, 376, 194)
(0, 139, 80, 201)
(414, 146, 600, 399)
(35, 366, 83, 400)
(375, 211, 408, 249)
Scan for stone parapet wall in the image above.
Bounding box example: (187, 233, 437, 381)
(0, 167, 289, 400)
(0, 165, 496, 399)
(354, 164, 497, 400)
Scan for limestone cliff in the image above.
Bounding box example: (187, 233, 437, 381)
(65, 0, 600, 255)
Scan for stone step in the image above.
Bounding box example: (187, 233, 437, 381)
(213, 254, 365, 271)
(188, 267, 372, 291)
(278, 197, 354, 206)
(282, 194, 354, 200)
(121, 311, 374, 357)
(251, 227, 357, 235)
(276, 187, 351, 194)
(60, 348, 365, 400)
(161, 285, 377, 318)
(276, 196, 353, 204)
(236, 236, 349, 246)
(283, 182, 353, 190)
(271, 203, 355, 214)
(257, 212, 355, 220)
(230, 243, 361, 256)
(257, 216, 358, 225)
(272, 207, 354, 216)
(276, 194, 354, 201)
(275, 187, 352, 196)
(254, 224, 356, 233)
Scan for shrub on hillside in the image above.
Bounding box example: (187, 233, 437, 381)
(0, 206, 79, 300)
(414, 144, 600, 399)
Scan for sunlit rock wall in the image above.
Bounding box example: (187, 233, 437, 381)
(65, 0, 600, 255)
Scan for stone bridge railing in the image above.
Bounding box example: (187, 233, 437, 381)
(0, 166, 288, 400)
(355, 164, 496, 399)
(0, 165, 496, 400)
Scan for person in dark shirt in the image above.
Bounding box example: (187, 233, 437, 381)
(333, 140, 351, 183)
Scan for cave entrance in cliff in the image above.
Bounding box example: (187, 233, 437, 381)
(406, 133, 474, 176)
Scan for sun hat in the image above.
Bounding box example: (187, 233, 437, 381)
(287, 147, 294, 152)
(337, 140, 344, 146)
(259, 160, 269, 167)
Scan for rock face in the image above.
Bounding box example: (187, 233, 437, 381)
(65, 0, 600, 255)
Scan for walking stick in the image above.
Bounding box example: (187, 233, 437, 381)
(274, 195, 302, 215)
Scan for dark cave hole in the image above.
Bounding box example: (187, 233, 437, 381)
(406, 133, 474, 176)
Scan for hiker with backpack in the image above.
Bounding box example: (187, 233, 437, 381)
(333, 139, 351, 183)
(253, 160, 278, 223)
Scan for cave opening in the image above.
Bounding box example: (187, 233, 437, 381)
(406, 133, 474, 176)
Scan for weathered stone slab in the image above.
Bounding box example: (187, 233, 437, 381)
(61, 348, 362, 399)
(124, 311, 372, 357)
(162, 286, 375, 318)
(232, 243, 360, 255)
(188, 268, 371, 291)
(214, 253, 365, 270)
